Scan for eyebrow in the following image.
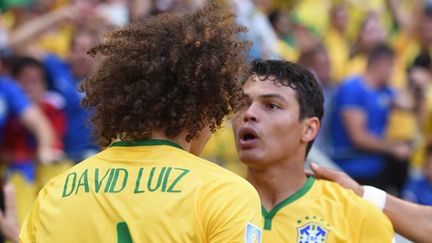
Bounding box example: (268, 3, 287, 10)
(259, 94, 288, 103)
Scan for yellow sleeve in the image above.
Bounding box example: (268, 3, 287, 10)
(19, 193, 42, 243)
(357, 201, 395, 243)
(198, 177, 263, 243)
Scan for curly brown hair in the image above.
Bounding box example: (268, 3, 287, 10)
(81, 3, 250, 147)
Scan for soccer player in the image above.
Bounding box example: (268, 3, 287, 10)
(310, 163, 432, 243)
(232, 59, 394, 242)
(19, 3, 262, 243)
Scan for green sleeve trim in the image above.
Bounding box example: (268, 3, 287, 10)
(262, 176, 315, 230)
(110, 139, 184, 150)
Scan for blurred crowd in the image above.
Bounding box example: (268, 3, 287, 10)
(1, 0, 432, 234)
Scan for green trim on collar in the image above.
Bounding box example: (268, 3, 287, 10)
(110, 139, 184, 150)
(262, 176, 315, 230)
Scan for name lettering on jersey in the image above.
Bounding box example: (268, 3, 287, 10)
(134, 167, 190, 193)
(108, 168, 129, 193)
(62, 172, 77, 197)
(95, 168, 111, 193)
(75, 169, 90, 194)
(62, 167, 190, 198)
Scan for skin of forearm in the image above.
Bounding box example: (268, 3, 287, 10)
(349, 131, 389, 155)
(9, 6, 71, 48)
(384, 194, 432, 243)
(19, 106, 55, 151)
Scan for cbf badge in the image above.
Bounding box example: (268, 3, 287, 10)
(296, 222, 329, 243)
(245, 223, 262, 243)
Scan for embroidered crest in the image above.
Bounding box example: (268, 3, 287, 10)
(296, 222, 329, 243)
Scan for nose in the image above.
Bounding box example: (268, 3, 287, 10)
(243, 103, 258, 123)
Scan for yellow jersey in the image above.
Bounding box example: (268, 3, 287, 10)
(201, 125, 246, 177)
(262, 177, 394, 243)
(324, 27, 349, 83)
(20, 139, 263, 243)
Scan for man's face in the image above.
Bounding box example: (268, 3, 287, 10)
(419, 16, 432, 45)
(359, 17, 386, 50)
(375, 57, 394, 85)
(331, 5, 347, 32)
(16, 66, 45, 103)
(69, 33, 98, 80)
(312, 52, 331, 85)
(232, 77, 308, 168)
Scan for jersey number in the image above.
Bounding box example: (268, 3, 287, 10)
(117, 222, 132, 243)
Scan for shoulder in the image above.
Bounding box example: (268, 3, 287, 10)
(43, 53, 65, 65)
(0, 77, 21, 92)
(194, 155, 258, 197)
(339, 76, 363, 90)
(177, 153, 259, 202)
(315, 179, 393, 228)
(336, 76, 365, 97)
(178, 150, 247, 182)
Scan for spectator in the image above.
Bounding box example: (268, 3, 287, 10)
(344, 13, 387, 78)
(268, 10, 298, 61)
(42, 29, 101, 162)
(324, 3, 349, 83)
(298, 45, 338, 169)
(1, 56, 71, 224)
(331, 44, 411, 189)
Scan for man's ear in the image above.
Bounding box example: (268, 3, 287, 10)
(301, 117, 320, 143)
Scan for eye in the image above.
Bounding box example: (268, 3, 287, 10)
(265, 103, 280, 110)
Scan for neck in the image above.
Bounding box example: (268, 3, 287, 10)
(363, 71, 381, 89)
(150, 130, 191, 152)
(363, 70, 380, 89)
(247, 158, 308, 211)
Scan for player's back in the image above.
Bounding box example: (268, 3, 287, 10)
(19, 140, 262, 243)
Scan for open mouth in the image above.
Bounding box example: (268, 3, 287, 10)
(239, 127, 259, 147)
(242, 132, 257, 141)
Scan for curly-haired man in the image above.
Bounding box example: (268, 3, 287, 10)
(19, 4, 262, 243)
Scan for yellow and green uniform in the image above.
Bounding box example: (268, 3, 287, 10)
(201, 124, 246, 177)
(262, 177, 394, 243)
(20, 139, 262, 243)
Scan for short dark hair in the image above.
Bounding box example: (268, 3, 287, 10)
(297, 45, 327, 68)
(81, 3, 250, 147)
(9, 56, 44, 78)
(367, 44, 394, 66)
(251, 59, 324, 155)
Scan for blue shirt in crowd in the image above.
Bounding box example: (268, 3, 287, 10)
(402, 177, 432, 205)
(0, 77, 31, 134)
(43, 54, 98, 162)
(331, 76, 395, 179)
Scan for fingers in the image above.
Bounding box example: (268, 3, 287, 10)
(310, 163, 364, 196)
(310, 163, 342, 181)
(310, 163, 325, 179)
(305, 169, 315, 177)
